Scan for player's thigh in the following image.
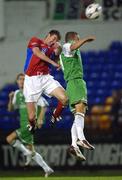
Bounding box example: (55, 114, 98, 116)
(6, 131, 17, 144)
(24, 75, 43, 104)
(44, 75, 68, 105)
(19, 128, 34, 145)
(67, 79, 87, 112)
(50, 87, 68, 105)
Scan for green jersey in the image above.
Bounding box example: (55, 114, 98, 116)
(12, 90, 48, 144)
(12, 90, 48, 128)
(60, 42, 84, 81)
(60, 42, 87, 111)
(13, 90, 28, 128)
(12, 89, 33, 144)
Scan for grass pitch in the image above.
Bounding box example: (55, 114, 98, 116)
(1, 177, 122, 180)
(0, 170, 122, 180)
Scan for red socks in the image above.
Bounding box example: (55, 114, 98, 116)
(53, 101, 64, 118)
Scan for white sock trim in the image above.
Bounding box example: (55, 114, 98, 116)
(75, 112, 85, 117)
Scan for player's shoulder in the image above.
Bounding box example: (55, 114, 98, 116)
(29, 36, 40, 42)
(30, 36, 40, 41)
(28, 36, 43, 45)
(62, 42, 72, 53)
(14, 89, 20, 93)
(12, 89, 20, 101)
(63, 42, 71, 47)
(14, 89, 20, 96)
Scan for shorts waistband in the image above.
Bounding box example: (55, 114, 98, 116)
(25, 72, 49, 76)
(37, 71, 49, 76)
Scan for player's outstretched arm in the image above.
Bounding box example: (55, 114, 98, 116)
(8, 91, 14, 112)
(32, 47, 60, 68)
(70, 36, 95, 51)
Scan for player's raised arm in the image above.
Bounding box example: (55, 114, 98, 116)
(70, 36, 95, 51)
(32, 47, 60, 68)
(8, 91, 15, 112)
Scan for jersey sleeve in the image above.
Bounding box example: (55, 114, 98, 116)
(12, 90, 19, 109)
(63, 43, 76, 57)
(28, 37, 41, 49)
(37, 96, 49, 107)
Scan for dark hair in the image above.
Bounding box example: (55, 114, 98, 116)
(65, 31, 78, 42)
(49, 30, 61, 40)
(16, 73, 24, 80)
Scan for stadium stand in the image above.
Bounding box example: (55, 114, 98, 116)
(0, 41, 122, 134)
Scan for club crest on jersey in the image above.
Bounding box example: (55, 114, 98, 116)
(41, 47, 48, 53)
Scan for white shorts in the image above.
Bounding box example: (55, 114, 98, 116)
(37, 96, 49, 107)
(23, 74, 62, 102)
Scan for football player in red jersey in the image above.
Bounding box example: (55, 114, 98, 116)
(23, 30, 68, 131)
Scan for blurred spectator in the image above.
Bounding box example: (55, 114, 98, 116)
(88, 97, 113, 133)
(100, 97, 113, 131)
(90, 105, 103, 130)
(111, 90, 122, 129)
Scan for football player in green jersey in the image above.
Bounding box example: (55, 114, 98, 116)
(6, 73, 53, 177)
(60, 32, 95, 160)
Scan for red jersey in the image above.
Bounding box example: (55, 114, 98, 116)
(24, 37, 55, 76)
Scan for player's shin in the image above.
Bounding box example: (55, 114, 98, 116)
(32, 152, 53, 173)
(28, 117, 37, 133)
(71, 121, 78, 148)
(74, 112, 85, 140)
(51, 101, 64, 122)
(74, 112, 95, 150)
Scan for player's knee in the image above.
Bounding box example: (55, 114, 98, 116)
(6, 136, 9, 144)
(28, 113, 36, 122)
(26, 145, 33, 152)
(75, 102, 86, 114)
(60, 95, 68, 106)
(6, 135, 12, 144)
